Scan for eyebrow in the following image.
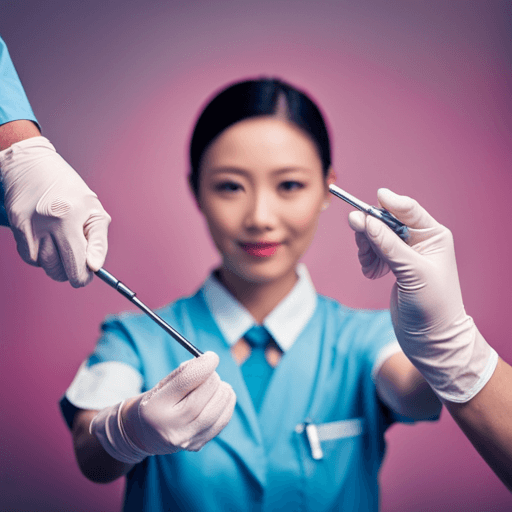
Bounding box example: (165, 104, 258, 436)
(207, 167, 249, 177)
(272, 167, 313, 176)
(208, 166, 314, 177)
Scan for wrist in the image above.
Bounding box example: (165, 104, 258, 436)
(0, 136, 56, 184)
(0, 120, 41, 151)
(90, 400, 151, 464)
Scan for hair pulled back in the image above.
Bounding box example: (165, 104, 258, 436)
(189, 78, 332, 197)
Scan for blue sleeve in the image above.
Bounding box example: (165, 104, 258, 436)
(362, 310, 439, 424)
(359, 310, 398, 371)
(0, 35, 39, 127)
(87, 315, 144, 371)
(0, 35, 41, 226)
(59, 315, 144, 429)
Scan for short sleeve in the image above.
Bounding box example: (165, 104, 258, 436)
(358, 310, 421, 425)
(0, 36, 40, 226)
(87, 317, 144, 370)
(0, 36, 39, 127)
(355, 310, 401, 378)
(60, 316, 144, 429)
(362, 310, 439, 425)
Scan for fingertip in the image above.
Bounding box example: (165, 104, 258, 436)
(377, 187, 390, 197)
(68, 264, 93, 288)
(192, 351, 219, 373)
(86, 240, 108, 272)
(74, 271, 94, 288)
(377, 188, 410, 210)
(202, 351, 219, 364)
(377, 187, 395, 199)
(84, 213, 110, 271)
(377, 188, 393, 208)
(86, 254, 104, 273)
(348, 211, 366, 232)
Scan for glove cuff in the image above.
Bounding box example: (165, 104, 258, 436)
(89, 400, 151, 464)
(0, 136, 55, 180)
(414, 324, 499, 403)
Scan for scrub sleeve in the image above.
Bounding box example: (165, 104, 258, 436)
(0, 35, 39, 226)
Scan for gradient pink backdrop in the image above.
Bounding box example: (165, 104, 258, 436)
(1, 1, 511, 510)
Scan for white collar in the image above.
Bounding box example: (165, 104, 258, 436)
(200, 263, 317, 352)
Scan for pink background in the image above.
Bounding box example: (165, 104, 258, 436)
(1, 1, 511, 510)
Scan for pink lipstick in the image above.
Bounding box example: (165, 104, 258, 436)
(239, 242, 281, 257)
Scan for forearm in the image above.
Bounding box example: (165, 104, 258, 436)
(72, 409, 134, 484)
(0, 120, 40, 151)
(444, 357, 512, 490)
(376, 352, 442, 420)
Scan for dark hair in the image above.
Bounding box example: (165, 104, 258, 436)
(189, 78, 332, 197)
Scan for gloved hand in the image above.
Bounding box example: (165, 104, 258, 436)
(348, 188, 497, 403)
(90, 351, 237, 464)
(0, 136, 110, 287)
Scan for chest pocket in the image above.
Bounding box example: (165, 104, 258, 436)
(296, 418, 365, 460)
(295, 418, 368, 510)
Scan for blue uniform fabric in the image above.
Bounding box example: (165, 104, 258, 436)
(61, 285, 435, 512)
(0, 36, 38, 128)
(0, 35, 39, 226)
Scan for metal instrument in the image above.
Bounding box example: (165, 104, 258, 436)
(329, 184, 409, 241)
(95, 268, 202, 357)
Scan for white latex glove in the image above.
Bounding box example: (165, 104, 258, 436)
(348, 188, 497, 403)
(90, 351, 236, 464)
(0, 136, 111, 287)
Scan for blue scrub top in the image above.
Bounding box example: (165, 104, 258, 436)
(0, 35, 39, 226)
(61, 285, 436, 512)
(0, 35, 38, 127)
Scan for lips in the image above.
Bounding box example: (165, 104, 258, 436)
(239, 242, 281, 257)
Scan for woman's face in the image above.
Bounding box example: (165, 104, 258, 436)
(197, 116, 334, 285)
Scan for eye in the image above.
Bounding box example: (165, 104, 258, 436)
(214, 181, 242, 193)
(280, 181, 304, 192)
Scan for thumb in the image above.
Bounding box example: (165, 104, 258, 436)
(84, 208, 111, 271)
(143, 351, 220, 406)
(377, 188, 446, 247)
(377, 188, 438, 230)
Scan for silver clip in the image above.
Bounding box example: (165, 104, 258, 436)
(305, 423, 324, 460)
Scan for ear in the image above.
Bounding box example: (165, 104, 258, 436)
(327, 167, 337, 187)
(322, 167, 337, 209)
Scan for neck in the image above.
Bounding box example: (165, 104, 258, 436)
(217, 267, 298, 324)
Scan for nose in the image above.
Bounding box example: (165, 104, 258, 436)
(243, 189, 277, 232)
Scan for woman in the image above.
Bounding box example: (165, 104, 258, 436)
(61, 78, 441, 511)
